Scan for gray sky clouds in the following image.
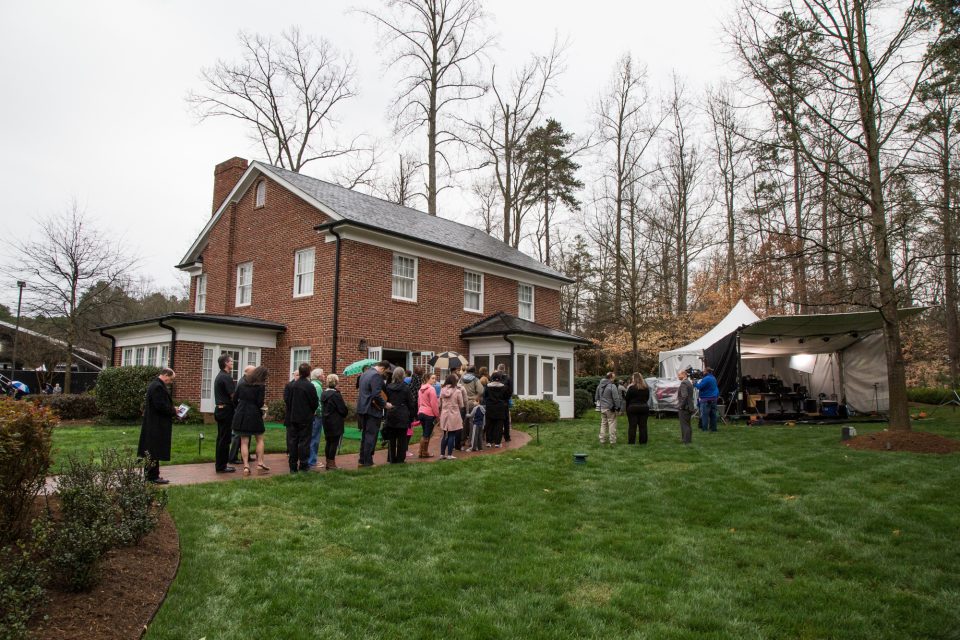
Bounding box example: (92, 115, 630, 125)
(0, 0, 737, 308)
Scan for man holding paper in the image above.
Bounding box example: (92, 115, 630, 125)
(137, 367, 178, 484)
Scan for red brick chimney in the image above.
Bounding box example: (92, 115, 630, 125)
(212, 157, 248, 215)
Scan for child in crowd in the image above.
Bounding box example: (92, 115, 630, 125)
(467, 396, 485, 452)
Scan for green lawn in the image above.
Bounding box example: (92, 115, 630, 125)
(145, 409, 960, 639)
(50, 422, 362, 472)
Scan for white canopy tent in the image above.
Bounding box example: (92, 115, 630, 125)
(658, 302, 926, 414)
(658, 300, 760, 378)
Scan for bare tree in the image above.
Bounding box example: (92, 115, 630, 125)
(462, 38, 566, 246)
(361, 0, 493, 215)
(733, 0, 941, 429)
(11, 205, 136, 392)
(188, 28, 361, 173)
(383, 153, 424, 207)
(471, 177, 502, 236)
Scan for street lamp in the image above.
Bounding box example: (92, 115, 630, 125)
(11, 281, 26, 376)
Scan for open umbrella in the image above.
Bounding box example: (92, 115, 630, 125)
(428, 351, 466, 371)
(11, 381, 30, 394)
(343, 358, 379, 376)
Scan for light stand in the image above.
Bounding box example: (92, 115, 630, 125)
(10, 281, 26, 376)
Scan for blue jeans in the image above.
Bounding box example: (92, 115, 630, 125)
(308, 414, 323, 466)
(699, 399, 718, 431)
(441, 430, 458, 456)
(418, 413, 435, 439)
(359, 414, 381, 465)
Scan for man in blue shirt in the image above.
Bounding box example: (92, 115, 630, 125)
(694, 367, 720, 432)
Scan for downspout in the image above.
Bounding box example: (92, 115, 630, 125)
(319, 221, 347, 375)
(98, 329, 117, 367)
(157, 319, 177, 369)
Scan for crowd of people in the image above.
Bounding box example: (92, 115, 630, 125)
(593, 366, 719, 446)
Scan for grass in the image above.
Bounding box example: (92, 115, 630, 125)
(50, 422, 362, 473)
(144, 408, 960, 639)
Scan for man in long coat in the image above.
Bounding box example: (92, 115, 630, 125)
(138, 367, 177, 484)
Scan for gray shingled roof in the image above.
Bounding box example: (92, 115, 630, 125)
(260, 163, 571, 283)
(460, 312, 590, 344)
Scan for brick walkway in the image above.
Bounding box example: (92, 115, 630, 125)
(145, 429, 531, 486)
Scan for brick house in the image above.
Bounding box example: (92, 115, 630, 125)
(97, 158, 588, 417)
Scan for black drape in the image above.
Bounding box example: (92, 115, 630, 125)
(703, 331, 739, 403)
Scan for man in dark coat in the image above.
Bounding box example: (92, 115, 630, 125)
(356, 360, 390, 467)
(213, 354, 237, 473)
(138, 368, 177, 484)
(496, 364, 513, 442)
(284, 362, 320, 472)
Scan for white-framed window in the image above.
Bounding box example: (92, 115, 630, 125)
(290, 347, 311, 375)
(518, 283, 534, 321)
(246, 348, 261, 368)
(516, 353, 526, 395)
(135, 347, 145, 366)
(464, 270, 483, 313)
(294, 247, 315, 297)
(392, 253, 417, 301)
(255, 180, 266, 207)
(195, 274, 207, 313)
(557, 358, 572, 397)
(236, 261, 253, 307)
(147, 346, 158, 367)
(528, 354, 538, 395)
(121, 348, 133, 366)
(201, 347, 214, 400)
(160, 345, 169, 367)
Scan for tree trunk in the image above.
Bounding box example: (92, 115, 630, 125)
(502, 106, 512, 244)
(427, 79, 438, 216)
(942, 121, 960, 387)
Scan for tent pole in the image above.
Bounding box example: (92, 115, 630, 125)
(735, 329, 743, 415)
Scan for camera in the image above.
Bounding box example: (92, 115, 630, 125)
(685, 366, 705, 380)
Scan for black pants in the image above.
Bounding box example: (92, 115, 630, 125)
(486, 418, 504, 445)
(215, 409, 234, 470)
(627, 405, 649, 444)
(286, 421, 311, 472)
(359, 414, 381, 466)
(324, 430, 342, 461)
(383, 426, 408, 463)
(229, 433, 241, 463)
(503, 412, 511, 441)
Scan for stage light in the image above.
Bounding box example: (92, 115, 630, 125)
(822, 336, 831, 342)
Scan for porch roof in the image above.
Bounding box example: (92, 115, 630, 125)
(460, 312, 590, 345)
(95, 312, 286, 333)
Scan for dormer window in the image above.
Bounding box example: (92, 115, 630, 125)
(255, 180, 266, 207)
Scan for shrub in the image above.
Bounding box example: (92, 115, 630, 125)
(573, 389, 593, 418)
(0, 518, 52, 640)
(54, 449, 167, 591)
(0, 399, 56, 546)
(511, 398, 560, 423)
(575, 376, 603, 398)
(32, 394, 99, 421)
(907, 387, 953, 405)
(94, 366, 161, 420)
(267, 399, 286, 422)
(344, 400, 357, 422)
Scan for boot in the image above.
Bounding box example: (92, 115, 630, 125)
(325, 458, 337, 470)
(418, 436, 433, 458)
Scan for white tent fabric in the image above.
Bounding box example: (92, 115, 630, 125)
(658, 300, 760, 377)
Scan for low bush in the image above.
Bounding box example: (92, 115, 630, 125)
(575, 376, 603, 399)
(267, 399, 286, 422)
(32, 394, 99, 421)
(95, 366, 161, 420)
(0, 518, 52, 640)
(511, 398, 560, 423)
(907, 387, 954, 405)
(0, 399, 56, 546)
(54, 449, 166, 591)
(573, 389, 593, 418)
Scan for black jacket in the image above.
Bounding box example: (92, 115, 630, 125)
(232, 381, 266, 434)
(284, 377, 319, 425)
(482, 381, 511, 421)
(213, 370, 236, 422)
(321, 388, 348, 435)
(384, 381, 415, 429)
(137, 378, 175, 461)
(625, 385, 650, 410)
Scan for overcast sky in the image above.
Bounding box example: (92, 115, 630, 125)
(0, 0, 739, 310)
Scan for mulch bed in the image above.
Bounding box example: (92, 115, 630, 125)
(844, 430, 960, 454)
(29, 509, 180, 640)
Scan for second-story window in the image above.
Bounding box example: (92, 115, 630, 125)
(195, 274, 207, 313)
(294, 247, 315, 297)
(255, 180, 266, 207)
(518, 283, 534, 321)
(392, 253, 417, 301)
(464, 270, 483, 312)
(236, 261, 253, 306)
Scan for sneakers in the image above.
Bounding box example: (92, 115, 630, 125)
(447, 454, 457, 460)
(494, 443, 501, 448)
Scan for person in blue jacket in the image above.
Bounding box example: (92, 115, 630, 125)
(694, 367, 719, 432)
